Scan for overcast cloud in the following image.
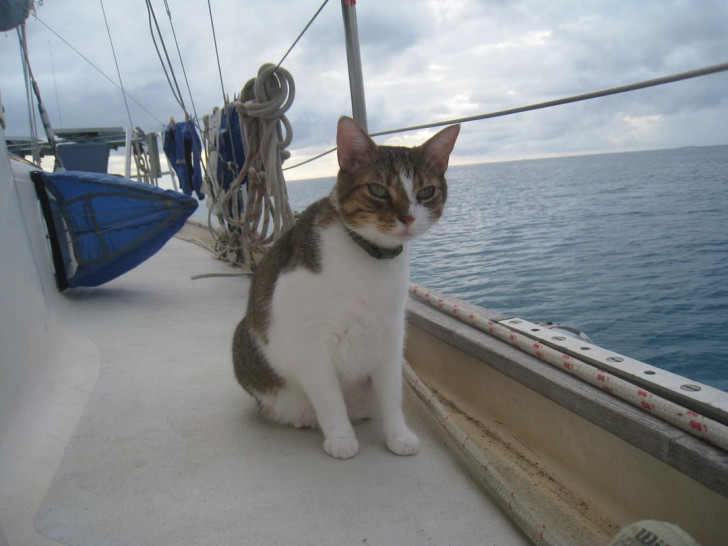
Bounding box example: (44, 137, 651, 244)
(2, 0, 727, 179)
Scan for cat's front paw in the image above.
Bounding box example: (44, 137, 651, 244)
(324, 437, 359, 459)
(386, 430, 419, 456)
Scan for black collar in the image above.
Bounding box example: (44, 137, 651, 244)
(344, 226, 403, 260)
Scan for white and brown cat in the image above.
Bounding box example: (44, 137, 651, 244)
(233, 116, 460, 459)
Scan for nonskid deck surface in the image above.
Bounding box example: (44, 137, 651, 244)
(33, 238, 527, 545)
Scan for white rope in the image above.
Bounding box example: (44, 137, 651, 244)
(409, 283, 728, 452)
(221, 63, 295, 256)
(197, 108, 243, 265)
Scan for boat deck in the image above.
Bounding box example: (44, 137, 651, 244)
(1, 234, 528, 545)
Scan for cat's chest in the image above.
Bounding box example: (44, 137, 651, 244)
(271, 223, 409, 322)
(318, 223, 409, 302)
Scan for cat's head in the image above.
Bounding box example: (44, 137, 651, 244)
(333, 116, 460, 249)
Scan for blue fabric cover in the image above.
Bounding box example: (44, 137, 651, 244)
(163, 121, 204, 199)
(0, 0, 32, 31)
(57, 142, 110, 173)
(217, 104, 246, 191)
(36, 171, 197, 288)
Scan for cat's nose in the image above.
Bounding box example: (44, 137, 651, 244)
(398, 215, 415, 227)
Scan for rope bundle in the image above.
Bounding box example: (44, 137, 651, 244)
(222, 63, 296, 256)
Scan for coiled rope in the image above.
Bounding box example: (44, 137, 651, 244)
(220, 64, 295, 256)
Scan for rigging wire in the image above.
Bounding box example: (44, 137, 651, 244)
(48, 40, 63, 127)
(31, 14, 165, 126)
(283, 60, 728, 172)
(99, 0, 135, 130)
(276, 0, 331, 69)
(16, 22, 59, 165)
(206, 0, 227, 105)
(162, 0, 199, 122)
(17, 26, 40, 164)
(203, 0, 239, 182)
(282, 146, 336, 171)
(369, 61, 728, 138)
(145, 0, 188, 116)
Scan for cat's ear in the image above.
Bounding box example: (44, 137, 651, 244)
(337, 116, 377, 171)
(422, 124, 460, 174)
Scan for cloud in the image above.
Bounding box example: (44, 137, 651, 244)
(2, 0, 727, 180)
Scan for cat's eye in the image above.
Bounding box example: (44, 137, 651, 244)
(417, 186, 436, 200)
(368, 183, 390, 199)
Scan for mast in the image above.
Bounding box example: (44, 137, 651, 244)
(341, 0, 368, 132)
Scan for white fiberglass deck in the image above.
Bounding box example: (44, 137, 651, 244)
(1, 233, 528, 545)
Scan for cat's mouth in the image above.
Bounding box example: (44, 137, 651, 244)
(394, 227, 415, 241)
(391, 221, 423, 240)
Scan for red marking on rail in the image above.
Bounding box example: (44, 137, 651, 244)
(637, 390, 648, 397)
(689, 420, 707, 432)
(469, 313, 476, 325)
(596, 373, 606, 382)
(453, 306, 459, 315)
(641, 401, 654, 411)
(562, 355, 574, 371)
(687, 410, 699, 417)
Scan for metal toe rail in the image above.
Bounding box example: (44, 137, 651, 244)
(409, 284, 728, 453)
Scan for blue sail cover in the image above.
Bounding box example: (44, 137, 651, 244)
(31, 171, 198, 290)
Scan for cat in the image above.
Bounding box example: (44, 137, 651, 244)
(232, 116, 460, 459)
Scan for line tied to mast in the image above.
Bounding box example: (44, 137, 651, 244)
(221, 64, 296, 254)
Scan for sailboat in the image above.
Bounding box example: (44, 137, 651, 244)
(2, 2, 727, 545)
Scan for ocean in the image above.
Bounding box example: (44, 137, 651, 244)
(284, 145, 728, 392)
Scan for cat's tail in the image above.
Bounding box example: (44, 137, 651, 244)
(232, 317, 284, 398)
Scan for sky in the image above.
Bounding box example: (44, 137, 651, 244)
(2, 0, 727, 180)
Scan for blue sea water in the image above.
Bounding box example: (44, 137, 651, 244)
(286, 145, 728, 391)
